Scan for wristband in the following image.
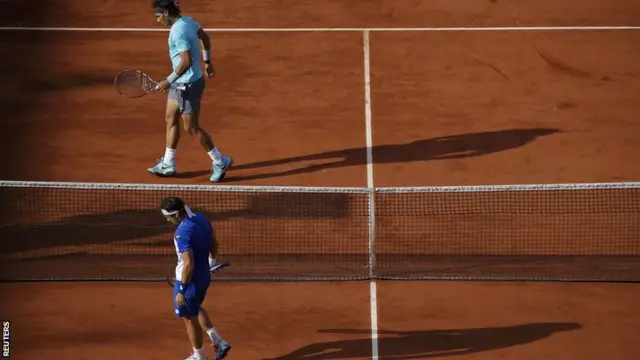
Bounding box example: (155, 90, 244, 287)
(166, 72, 179, 84)
(202, 49, 211, 63)
(177, 281, 188, 295)
(209, 257, 216, 268)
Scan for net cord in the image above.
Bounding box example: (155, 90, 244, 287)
(1, 180, 639, 193)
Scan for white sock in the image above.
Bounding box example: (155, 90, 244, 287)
(207, 147, 223, 164)
(193, 347, 206, 359)
(163, 148, 176, 165)
(206, 327, 223, 344)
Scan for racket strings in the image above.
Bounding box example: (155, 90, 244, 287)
(141, 75, 156, 93)
(115, 70, 154, 97)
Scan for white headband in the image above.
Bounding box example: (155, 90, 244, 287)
(161, 204, 195, 218)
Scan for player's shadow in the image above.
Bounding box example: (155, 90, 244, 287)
(223, 128, 559, 182)
(264, 322, 582, 360)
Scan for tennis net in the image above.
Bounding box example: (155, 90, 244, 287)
(0, 180, 638, 282)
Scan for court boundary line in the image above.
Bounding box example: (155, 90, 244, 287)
(362, 29, 379, 360)
(1, 25, 640, 32)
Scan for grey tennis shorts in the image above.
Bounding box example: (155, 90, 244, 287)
(168, 76, 206, 115)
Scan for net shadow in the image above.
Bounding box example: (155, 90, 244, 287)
(0, 191, 357, 254)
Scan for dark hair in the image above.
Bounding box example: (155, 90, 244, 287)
(159, 196, 186, 213)
(152, 0, 181, 16)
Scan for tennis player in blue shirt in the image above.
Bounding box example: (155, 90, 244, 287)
(148, 0, 233, 182)
(160, 197, 231, 360)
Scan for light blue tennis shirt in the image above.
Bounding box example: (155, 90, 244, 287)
(168, 16, 204, 84)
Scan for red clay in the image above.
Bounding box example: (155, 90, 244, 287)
(1, 31, 367, 186)
(378, 281, 640, 360)
(2, 0, 639, 28)
(1, 282, 372, 360)
(1, 0, 639, 359)
(370, 31, 640, 186)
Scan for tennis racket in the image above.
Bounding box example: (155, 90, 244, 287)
(114, 69, 186, 98)
(166, 261, 232, 287)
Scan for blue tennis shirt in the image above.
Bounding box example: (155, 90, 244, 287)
(173, 212, 213, 284)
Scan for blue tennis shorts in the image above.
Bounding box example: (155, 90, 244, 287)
(173, 279, 210, 318)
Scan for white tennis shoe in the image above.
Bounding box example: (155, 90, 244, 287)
(215, 340, 231, 360)
(147, 157, 177, 177)
(184, 354, 208, 360)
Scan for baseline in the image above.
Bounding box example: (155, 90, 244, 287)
(1, 26, 640, 32)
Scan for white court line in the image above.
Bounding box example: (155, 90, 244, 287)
(0, 25, 640, 32)
(369, 280, 379, 360)
(362, 29, 379, 360)
(363, 30, 375, 192)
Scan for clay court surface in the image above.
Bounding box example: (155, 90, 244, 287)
(1, 0, 640, 359)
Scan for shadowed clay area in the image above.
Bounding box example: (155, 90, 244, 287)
(265, 323, 582, 359)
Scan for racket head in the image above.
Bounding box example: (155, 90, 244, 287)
(114, 69, 158, 98)
(211, 261, 231, 273)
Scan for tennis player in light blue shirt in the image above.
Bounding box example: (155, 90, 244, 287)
(168, 16, 204, 84)
(148, 0, 233, 184)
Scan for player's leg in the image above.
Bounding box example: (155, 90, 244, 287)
(183, 316, 206, 359)
(198, 307, 231, 359)
(174, 282, 208, 360)
(197, 307, 216, 341)
(147, 97, 181, 176)
(180, 76, 233, 182)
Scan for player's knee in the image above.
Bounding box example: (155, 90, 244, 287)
(186, 126, 200, 136)
(182, 115, 198, 133)
(182, 315, 197, 323)
(182, 120, 198, 135)
(165, 113, 179, 126)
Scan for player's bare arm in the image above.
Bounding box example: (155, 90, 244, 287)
(175, 248, 194, 307)
(180, 249, 195, 284)
(198, 28, 215, 77)
(157, 51, 192, 91)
